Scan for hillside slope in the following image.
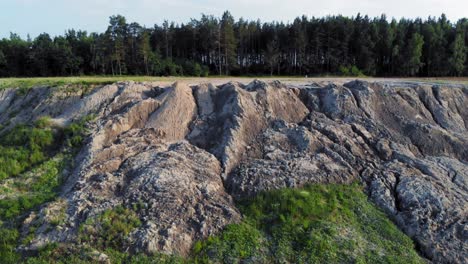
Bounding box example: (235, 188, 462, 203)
(0, 80, 466, 263)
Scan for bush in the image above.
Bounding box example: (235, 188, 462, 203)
(63, 115, 94, 148)
(158, 59, 183, 76)
(0, 227, 20, 264)
(181, 61, 205, 77)
(338, 65, 365, 77)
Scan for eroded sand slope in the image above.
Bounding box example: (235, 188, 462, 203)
(1, 80, 466, 263)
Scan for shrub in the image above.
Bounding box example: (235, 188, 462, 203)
(158, 59, 183, 76)
(63, 114, 94, 148)
(182, 61, 203, 77)
(338, 65, 365, 77)
(0, 227, 20, 264)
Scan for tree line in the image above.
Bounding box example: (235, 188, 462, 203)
(0, 11, 467, 77)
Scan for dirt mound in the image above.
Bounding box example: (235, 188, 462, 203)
(2, 80, 466, 263)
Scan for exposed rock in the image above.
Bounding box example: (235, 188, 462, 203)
(124, 142, 240, 256)
(188, 80, 309, 176)
(2, 79, 466, 263)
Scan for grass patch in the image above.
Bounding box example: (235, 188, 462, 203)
(193, 184, 424, 264)
(0, 116, 93, 263)
(0, 119, 55, 181)
(0, 76, 200, 91)
(79, 206, 142, 250)
(1, 76, 466, 93)
(24, 245, 185, 264)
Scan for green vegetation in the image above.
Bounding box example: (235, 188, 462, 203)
(338, 65, 366, 77)
(0, 76, 149, 90)
(0, 227, 20, 263)
(79, 206, 142, 250)
(17, 184, 423, 264)
(0, 116, 93, 263)
(24, 245, 185, 264)
(0, 117, 54, 181)
(26, 206, 183, 264)
(193, 184, 424, 264)
(0, 76, 219, 91)
(63, 114, 95, 147)
(0, 155, 67, 220)
(1, 13, 467, 78)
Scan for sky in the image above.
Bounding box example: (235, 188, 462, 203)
(1, 0, 467, 39)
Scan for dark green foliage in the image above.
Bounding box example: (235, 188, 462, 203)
(220, 11, 237, 75)
(339, 65, 365, 76)
(406, 33, 425, 76)
(0, 227, 20, 263)
(193, 184, 424, 264)
(181, 61, 206, 77)
(0, 13, 467, 77)
(450, 32, 467, 76)
(159, 59, 183, 76)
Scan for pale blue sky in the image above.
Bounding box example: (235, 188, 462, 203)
(1, 0, 467, 39)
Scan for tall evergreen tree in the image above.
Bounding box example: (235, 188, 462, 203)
(449, 32, 466, 76)
(220, 11, 237, 75)
(406, 33, 424, 76)
(139, 30, 151, 75)
(264, 33, 280, 76)
(107, 15, 127, 75)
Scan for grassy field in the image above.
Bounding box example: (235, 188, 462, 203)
(0, 76, 193, 90)
(1, 76, 467, 90)
(0, 76, 312, 89)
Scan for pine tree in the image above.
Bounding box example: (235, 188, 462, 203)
(107, 15, 127, 75)
(0, 50, 6, 68)
(162, 20, 171, 59)
(0, 13, 467, 78)
(406, 33, 424, 76)
(449, 33, 466, 76)
(264, 34, 280, 76)
(220, 11, 237, 75)
(138, 30, 152, 75)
